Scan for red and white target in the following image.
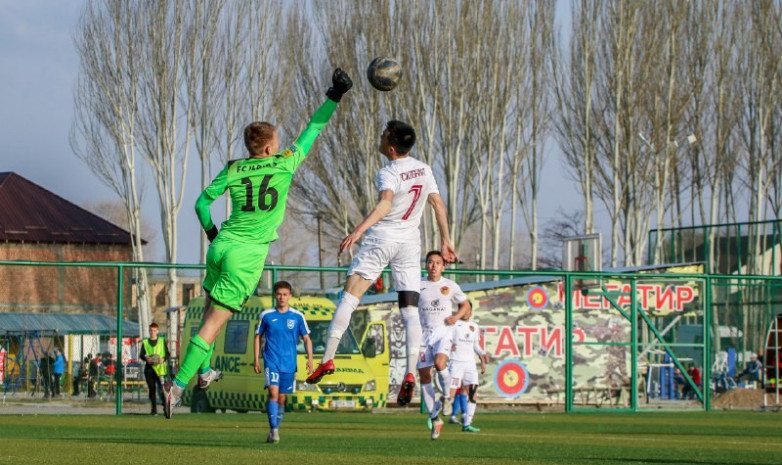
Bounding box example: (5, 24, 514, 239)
(493, 360, 529, 398)
(526, 286, 549, 311)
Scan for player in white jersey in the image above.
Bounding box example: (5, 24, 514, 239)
(307, 121, 458, 409)
(418, 251, 469, 435)
(446, 303, 489, 434)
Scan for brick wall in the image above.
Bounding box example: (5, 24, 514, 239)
(0, 243, 132, 313)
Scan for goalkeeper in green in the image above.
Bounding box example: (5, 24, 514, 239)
(163, 68, 353, 419)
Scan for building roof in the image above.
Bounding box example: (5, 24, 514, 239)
(0, 172, 136, 245)
(0, 312, 140, 335)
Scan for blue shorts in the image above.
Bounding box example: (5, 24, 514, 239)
(265, 368, 295, 394)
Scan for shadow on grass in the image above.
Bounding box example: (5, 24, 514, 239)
(581, 457, 761, 465)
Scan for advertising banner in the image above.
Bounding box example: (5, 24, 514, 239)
(358, 264, 702, 404)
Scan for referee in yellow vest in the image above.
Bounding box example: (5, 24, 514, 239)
(140, 322, 170, 415)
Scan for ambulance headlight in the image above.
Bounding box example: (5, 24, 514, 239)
(296, 381, 320, 392)
(363, 380, 376, 392)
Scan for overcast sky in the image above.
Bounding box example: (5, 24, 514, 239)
(1, 1, 582, 267)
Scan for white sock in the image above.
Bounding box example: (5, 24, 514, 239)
(323, 293, 360, 362)
(422, 382, 436, 413)
(400, 306, 422, 375)
(436, 369, 451, 400)
(430, 400, 442, 419)
(465, 401, 477, 426)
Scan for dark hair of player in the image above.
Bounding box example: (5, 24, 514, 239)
(244, 122, 276, 155)
(386, 120, 416, 154)
(426, 250, 443, 262)
(273, 280, 292, 293)
(149, 322, 159, 329)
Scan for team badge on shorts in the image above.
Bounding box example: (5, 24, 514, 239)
(440, 286, 450, 295)
(287, 319, 295, 329)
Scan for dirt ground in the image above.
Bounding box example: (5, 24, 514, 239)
(711, 388, 771, 410)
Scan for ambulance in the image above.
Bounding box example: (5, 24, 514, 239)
(180, 295, 389, 413)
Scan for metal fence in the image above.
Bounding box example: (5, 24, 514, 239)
(1, 260, 780, 415)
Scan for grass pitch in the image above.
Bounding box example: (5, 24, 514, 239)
(0, 410, 780, 464)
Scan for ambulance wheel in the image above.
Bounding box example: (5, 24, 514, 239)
(190, 387, 215, 413)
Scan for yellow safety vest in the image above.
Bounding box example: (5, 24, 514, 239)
(142, 337, 168, 377)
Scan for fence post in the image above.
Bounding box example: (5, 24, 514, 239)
(703, 275, 711, 412)
(565, 274, 573, 413)
(116, 264, 124, 415)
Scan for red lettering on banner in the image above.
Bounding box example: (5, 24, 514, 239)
(617, 289, 632, 307)
(676, 287, 694, 309)
(583, 292, 602, 309)
(495, 326, 520, 357)
(540, 327, 562, 357)
(482, 325, 585, 358)
(637, 284, 653, 308)
(517, 327, 536, 357)
(568, 283, 697, 313)
(657, 286, 675, 309)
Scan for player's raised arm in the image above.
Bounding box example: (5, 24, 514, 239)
(339, 189, 394, 254)
(427, 193, 458, 263)
(289, 68, 353, 164)
(447, 299, 471, 326)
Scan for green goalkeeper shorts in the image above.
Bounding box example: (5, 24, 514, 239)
(202, 237, 269, 312)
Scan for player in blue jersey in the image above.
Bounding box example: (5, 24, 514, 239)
(254, 281, 313, 443)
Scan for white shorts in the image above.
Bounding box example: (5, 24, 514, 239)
(347, 236, 421, 292)
(416, 327, 451, 369)
(449, 360, 479, 388)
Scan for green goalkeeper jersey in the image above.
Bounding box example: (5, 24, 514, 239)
(195, 99, 337, 244)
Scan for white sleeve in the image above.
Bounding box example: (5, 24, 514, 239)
(473, 324, 484, 356)
(376, 168, 398, 193)
(452, 282, 468, 304)
(473, 338, 484, 357)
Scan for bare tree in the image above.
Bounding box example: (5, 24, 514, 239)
(134, 1, 190, 312)
(538, 209, 587, 269)
(71, 2, 152, 336)
(738, 1, 782, 272)
(287, 0, 408, 258)
(183, 0, 226, 266)
(552, 0, 601, 239)
(83, 200, 158, 257)
(635, 1, 690, 265)
(514, 1, 555, 270)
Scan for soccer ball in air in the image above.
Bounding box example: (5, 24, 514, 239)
(367, 57, 402, 92)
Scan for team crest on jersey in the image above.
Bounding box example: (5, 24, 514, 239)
(440, 286, 450, 295)
(469, 325, 475, 332)
(281, 144, 297, 158)
(287, 319, 295, 329)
